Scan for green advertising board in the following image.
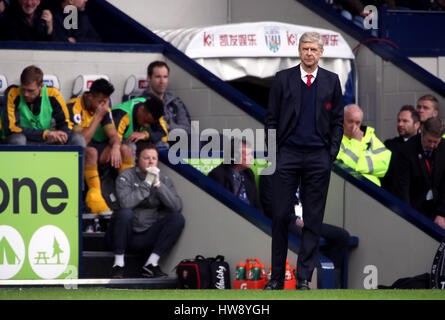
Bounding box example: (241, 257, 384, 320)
(0, 148, 80, 280)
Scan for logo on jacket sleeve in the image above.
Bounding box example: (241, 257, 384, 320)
(325, 102, 332, 110)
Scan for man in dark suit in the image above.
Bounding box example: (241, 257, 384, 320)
(384, 105, 420, 154)
(208, 138, 263, 212)
(264, 32, 344, 290)
(394, 117, 445, 230)
(381, 105, 420, 191)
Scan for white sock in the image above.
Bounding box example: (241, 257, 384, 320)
(113, 254, 125, 267)
(145, 253, 160, 267)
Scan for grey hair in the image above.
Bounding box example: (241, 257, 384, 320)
(299, 32, 324, 50)
(344, 104, 363, 119)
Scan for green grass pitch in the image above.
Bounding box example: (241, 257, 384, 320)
(1, 288, 444, 300)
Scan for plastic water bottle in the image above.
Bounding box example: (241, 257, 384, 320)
(93, 218, 101, 232)
(235, 262, 246, 280)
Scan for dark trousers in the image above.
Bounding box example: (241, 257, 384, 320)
(106, 208, 185, 258)
(271, 146, 331, 282)
(288, 217, 350, 269)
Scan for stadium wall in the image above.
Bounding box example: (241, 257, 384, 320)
(327, 172, 441, 289)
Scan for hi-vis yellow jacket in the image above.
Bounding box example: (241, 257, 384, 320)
(337, 126, 391, 186)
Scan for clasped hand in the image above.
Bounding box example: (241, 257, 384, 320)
(145, 166, 160, 187)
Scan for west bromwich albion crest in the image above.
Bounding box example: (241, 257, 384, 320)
(264, 26, 281, 53)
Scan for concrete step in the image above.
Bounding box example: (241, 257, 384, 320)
(81, 251, 177, 281)
(82, 232, 109, 251)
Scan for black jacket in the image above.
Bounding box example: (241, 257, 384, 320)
(394, 134, 445, 219)
(4, 4, 56, 41)
(208, 164, 263, 213)
(52, 8, 101, 42)
(265, 65, 344, 160)
(382, 135, 412, 192)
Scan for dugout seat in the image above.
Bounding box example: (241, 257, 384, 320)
(0, 75, 8, 121)
(122, 74, 148, 102)
(43, 74, 61, 90)
(72, 74, 111, 98)
(0, 75, 7, 96)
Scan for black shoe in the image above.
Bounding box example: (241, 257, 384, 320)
(296, 279, 310, 290)
(142, 264, 168, 278)
(264, 279, 284, 290)
(110, 265, 125, 279)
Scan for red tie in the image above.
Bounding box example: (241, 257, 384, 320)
(306, 74, 313, 87)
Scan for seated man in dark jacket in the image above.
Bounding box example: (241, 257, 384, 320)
(106, 142, 185, 278)
(393, 117, 445, 230)
(208, 137, 263, 212)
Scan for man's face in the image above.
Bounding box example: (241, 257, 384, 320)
(397, 110, 418, 138)
(298, 41, 323, 70)
(343, 108, 363, 139)
(422, 133, 441, 152)
(21, 81, 42, 104)
(73, 0, 87, 11)
(148, 66, 169, 98)
(417, 99, 438, 123)
(137, 109, 155, 128)
(138, 148, 158, 171)
(18, 0, 40, 15)
(85, 92, 109, 112)
(238, 145, 254, 170)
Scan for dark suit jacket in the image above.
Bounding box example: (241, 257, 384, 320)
(394, 134, 445, 219)
(384, 136, 406, 153)
(208, 164, 263, 213)
(265, 65, 344, 160)
(382, 135, 410, 192)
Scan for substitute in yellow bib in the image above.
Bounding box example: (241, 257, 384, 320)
(337, 104, 391, 186)
(67, 78, 134, 215)
(3, 65, 85, 147)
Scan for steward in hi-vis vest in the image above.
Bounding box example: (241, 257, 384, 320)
(337, 125, 391, 186)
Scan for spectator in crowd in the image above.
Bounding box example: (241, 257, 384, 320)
(0, 0, 10, 40)
(208, 137, 263, 212)
(106, 142, 185, 278)
(3, 65, 85, 147)
(112, 93, 168, 151)
(393, 117, 445, 230)
(52, 0, 101, 43)
(337, 104, 391, 186)
(259, 173, 350, 288)
(4, 0, 56, 41)
(143, 61, 191, 137)
(0, 0, 8, 16)
(429, 0, 445, 10)
(381, 105, 420, 191)
(67, 78, 133, 214)
(416, 94, 439, 124)
(384, 105, 420, 153)
(336, 0, 396, 18)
